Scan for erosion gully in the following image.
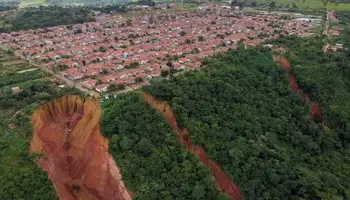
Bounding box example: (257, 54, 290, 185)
(30, 96, 132, 200)
(143, 93, 242, 200)
(274, 56, 326, 125)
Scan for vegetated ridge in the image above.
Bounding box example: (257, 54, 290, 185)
(101, 93, 230, 199)
(274, 55, 325, 125)
(143, 93, 241, 200)
(145, 45, 350, 199)
(30, 95, 131, 200)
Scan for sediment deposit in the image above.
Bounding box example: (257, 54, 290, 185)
(30, 95, 131, 200)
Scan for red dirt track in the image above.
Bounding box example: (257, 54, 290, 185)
(274, 56, 325, 125)
(29, 95, 131, 200)
(144, 93, 242, 200)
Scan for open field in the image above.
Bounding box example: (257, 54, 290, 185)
(121, 3, 198, 18)
(0, 0, 47, 7)
(0, 51, 33, 75)
(20, 0, 48, 7)
(0, 51, 36, 75)
(248, 0, 350, 10)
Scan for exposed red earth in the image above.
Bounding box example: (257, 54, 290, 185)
(274, 56, 325, 125)
(29, 95, 131, 200)
(143, 93, 242, 200)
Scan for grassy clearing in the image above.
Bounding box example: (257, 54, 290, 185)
(174, 3, 198, 11)
(0, 50, 34, 75)
(121, 3, 197, 19)
(248, 0, 350, 11)
(0, 61, 33, 75)
(0, 49, 50, 89)
(0, 50, 16, 61)
(0, 0, 47, 7)
(1, 60, 27, 66)
(19, 0, 48, 7)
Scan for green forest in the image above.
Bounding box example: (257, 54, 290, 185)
(101, 93, 230, 200)
(144, 45, 350, 199)
(268, 11, 350, 149)
(10, 6, 94, 31)
(0, 5, 129, 32)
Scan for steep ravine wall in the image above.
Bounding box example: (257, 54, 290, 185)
(143, 93, 242, 200)
(30, 95, 131, 200)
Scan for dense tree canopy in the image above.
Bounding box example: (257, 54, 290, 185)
(10, 6, 95, 31)
(0, 136, 59, 200)
(101, 93, 230, 200)
(268, 12, 350, 149)
(0, 5, 130, 32)
(144, 45, 350, 199)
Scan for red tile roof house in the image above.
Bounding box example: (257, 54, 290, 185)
(187, 62, 201, 69)
(102, 75, 116, 83)
(82, 79, 98, 90)
(111, 71, 129, 80)
(95, 84, 110, 93)
(69, 72, 84, 80)
(173, 62, 186, 70)
(127, 68, 142, 76)
(148, 70, 161, 77)
(178, 57, 189, 64)
(62, 68, 84, 80)
(84, 69, 99, 77)
(114, 79, 127, 85)
(123, 77, 136, 85)
(134, 72, 150, 79)
(57, 59, 79, 68)
(151, 63, 161, 70)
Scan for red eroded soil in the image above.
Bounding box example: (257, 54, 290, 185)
(30, 95, 131, 200)
(143, 93, 242, 200)
(274, 56, 325, 125)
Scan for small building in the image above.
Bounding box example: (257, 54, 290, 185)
(95, 84, 109, 93)
(12, 87, 21, 94)
(69, 73, 84, 80)
(82, 79, 98, 90)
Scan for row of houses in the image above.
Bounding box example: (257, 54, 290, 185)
(0, 5, 314, 92)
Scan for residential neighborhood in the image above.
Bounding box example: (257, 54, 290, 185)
(0, 5, 316, 93)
